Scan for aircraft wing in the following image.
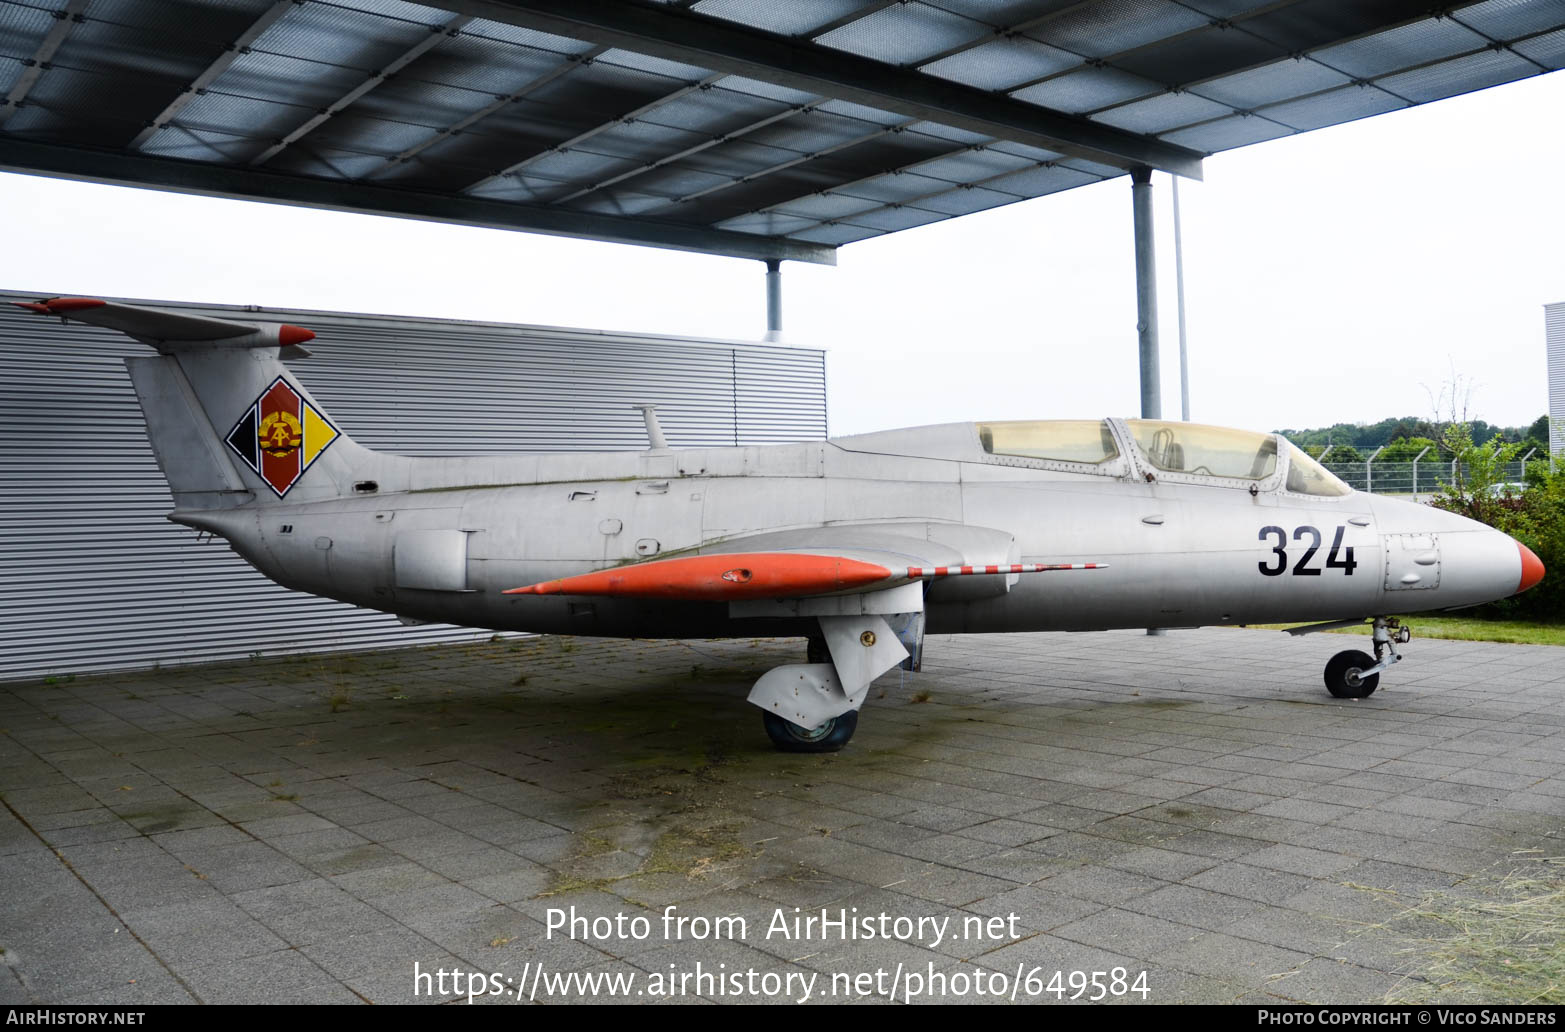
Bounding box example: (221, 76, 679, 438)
(504, 550, 1105, 601)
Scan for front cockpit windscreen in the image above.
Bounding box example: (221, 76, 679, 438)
(1126, 420, 1278, 480)
(1283, 442, 1353, 496)
(978, 420, 1120, 465)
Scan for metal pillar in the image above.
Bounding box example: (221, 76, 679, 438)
(1172, 174, 1189, 422)
(764, 259, 782, 341)
(1131, 167, 1161, 419)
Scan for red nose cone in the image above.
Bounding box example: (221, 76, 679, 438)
(1517, 541, 1545, 595)
(45, 297, 107, 312)
(278, 324, 316, 346)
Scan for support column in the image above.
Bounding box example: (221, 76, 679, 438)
(1131, 167, 1160, 419)
(1172, 174, 1189, 422)
(764, 259, 782, 342)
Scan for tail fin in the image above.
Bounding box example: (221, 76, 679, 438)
(15, 297, 371, 509)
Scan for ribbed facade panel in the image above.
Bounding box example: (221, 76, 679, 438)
(0, 292, 826, 680)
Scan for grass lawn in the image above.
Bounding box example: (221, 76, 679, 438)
(1250, 616, 1565, 647)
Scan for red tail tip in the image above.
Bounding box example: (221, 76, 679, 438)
(279, 324, 315, 347)
(1517, 541, 1545, 594)
(11, 302, 51, 313)
(45, 298, 107, 312)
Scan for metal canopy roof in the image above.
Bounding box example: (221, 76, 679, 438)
(1, 0, 1561, 265)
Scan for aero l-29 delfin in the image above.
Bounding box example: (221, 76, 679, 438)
(21, 298, 1544, 751)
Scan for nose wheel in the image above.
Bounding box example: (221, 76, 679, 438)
(1324, 650, 1379, 698)
(761, 709, 858, 753)
(1323, 617, 1409, 700)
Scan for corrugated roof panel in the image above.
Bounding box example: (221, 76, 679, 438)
(1457, 0, 1565, 41)
(1023, 0, 1209, 60)
(1091, 90, 1233, 133)
(981, 162, 1100, 195)
(702, 73, 818, 107)
(567, 188, 690, 217)
(811, 97, 909, 126)
(636, 86, 791, 134)
(902, 120, 993, 145)
(768, 190, 889, 219)
(836, 204, 947, 232)
(826, 170, 957, 204)
(664, 136, 802, 177)
(459, 17, 598, 56)
(1010, 65, 1158, 113)
(1159, 112, 1293, 151)
(1309, 18, 1488, 81)
(908, 184, 1022, 216)
(714, 211, 821, 235)
(135, 124, 264, 164)
(0, 54, 22, 98)
(212, 47, 370, 110)
(256, 142, 379, 179)
(149, 91, 304, 148)
(691, 0, 872, 37)
(786, 221, 884, 245)
(1260, 82, 1407, 132)
(595, 47, 712, 82)
(395, 31, 586, 97)
(0, 3, 53, 60)
(816, 3, 987, 65)
(1373, 47, 1539, 103)
(1193, 56, 1352, 110)
(907, 146, 1036, 183)
(920, 36, 1079, 90)
(1513, 28, 1565, 68)
(256, 1, 446, 75)
(1111, 22, 1285, 86)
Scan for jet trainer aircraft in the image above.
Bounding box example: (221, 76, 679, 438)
(21, 298, 1544, 751)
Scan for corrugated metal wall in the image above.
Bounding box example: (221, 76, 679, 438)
(0, 292, 827, 680)
(1548, 303, 1564, 462)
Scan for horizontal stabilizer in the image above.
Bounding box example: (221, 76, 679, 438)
(505, 552, 1108, 601)
(12, 297, 315, 355)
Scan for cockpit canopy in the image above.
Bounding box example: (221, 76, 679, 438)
(976, 418, 1352, 497)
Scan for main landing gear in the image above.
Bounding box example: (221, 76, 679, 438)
(749, 608, 922, 753)
(1324, 617, 1410, 699)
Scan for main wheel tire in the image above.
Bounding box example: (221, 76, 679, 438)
(762, 709, 858, 753)
(1325, 649, 1380, 699)
(806, 635, 830, 664)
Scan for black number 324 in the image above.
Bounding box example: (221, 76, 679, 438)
(1258, 525, 1357, 576)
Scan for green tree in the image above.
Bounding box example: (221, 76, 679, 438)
(1379, 436, 1438, 462)
(1321, 444, 1364, 463)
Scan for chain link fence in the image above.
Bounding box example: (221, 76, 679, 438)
(1321, 460, 1532, 497)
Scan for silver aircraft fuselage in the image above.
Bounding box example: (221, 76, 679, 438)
(177, 418, 1530, 640)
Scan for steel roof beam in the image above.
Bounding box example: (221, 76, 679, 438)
(250, 13, 473, 167)
(0, 0, 89, 128)
(0, 136, 836, 264)
(418, 0, 1205, 179)
(129, 0, 298, 150)
(548, 100, 811, 205)
(368, 44, 608, 177)
(466, 71, 725, 193)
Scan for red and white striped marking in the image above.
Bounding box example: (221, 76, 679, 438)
(905, 562, 1107, 578)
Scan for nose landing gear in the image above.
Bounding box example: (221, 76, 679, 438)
(1324, 617, 1410, 699)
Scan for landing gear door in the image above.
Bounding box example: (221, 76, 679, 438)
(1383, 533, 1440, 591)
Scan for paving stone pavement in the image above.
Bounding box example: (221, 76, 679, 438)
(1, 627, 1561, 1005)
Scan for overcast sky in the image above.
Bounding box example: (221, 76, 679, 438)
(2, 69, 1560, 438)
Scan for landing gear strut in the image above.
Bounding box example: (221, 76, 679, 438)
(1324, 617, 1409, 699)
